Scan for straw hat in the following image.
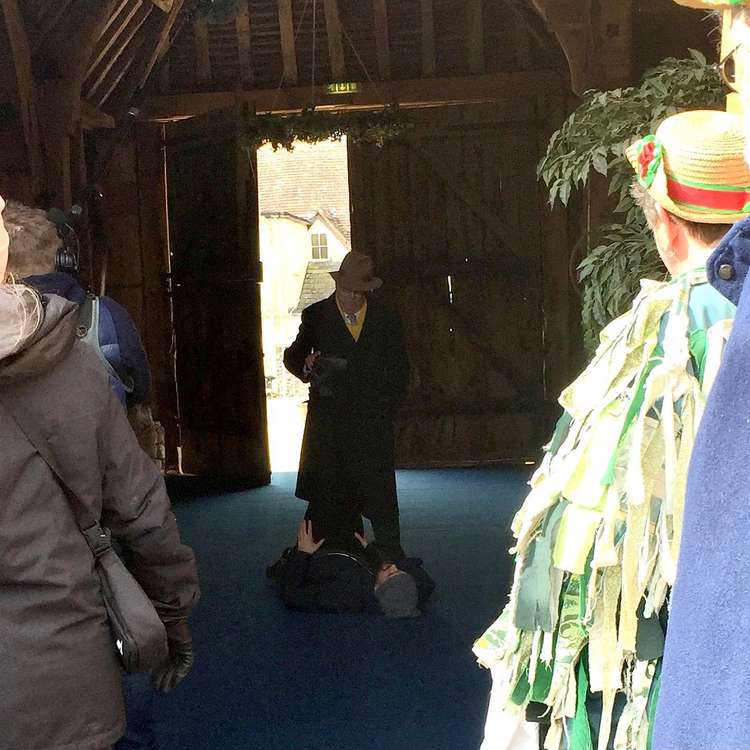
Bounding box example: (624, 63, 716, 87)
(330, 251, 383, 292)
(672, 0, 748, 8)
(626, 110, 750, 224)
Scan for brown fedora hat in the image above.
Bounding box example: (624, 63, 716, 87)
(330, 251, 383, 292)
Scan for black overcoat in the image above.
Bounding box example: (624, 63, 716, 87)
(283, 293, 409, 514)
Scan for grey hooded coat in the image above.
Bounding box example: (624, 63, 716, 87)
(0, 294, 199, 750)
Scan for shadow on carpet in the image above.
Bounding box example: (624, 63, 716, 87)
(155, 467, 529, 750)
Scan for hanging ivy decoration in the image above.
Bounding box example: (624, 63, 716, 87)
(240, 105, 412, 152)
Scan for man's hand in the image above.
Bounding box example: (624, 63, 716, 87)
(303, 351, 321, 373)
(354, 532, 369, 548)
(151, 620, 194, 693)
(297, 520, 325, 554)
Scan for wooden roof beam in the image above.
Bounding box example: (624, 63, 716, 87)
(323, 0, 346, 81)
(373, 0, 390, 80)
(235, 3, 254, 87)
(277, 0, 299, 85)
(420, 0, 436, 77)
(1, 0, 42, 195)
(468, 0, 485, 75)
(144, 69, 565, 120)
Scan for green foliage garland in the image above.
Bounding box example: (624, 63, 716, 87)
(241, 105, 413, 152)
(538, 51, 726, 353)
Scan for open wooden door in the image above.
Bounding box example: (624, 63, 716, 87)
(165, 108, 270, 485)
(348, 103, 574, 467)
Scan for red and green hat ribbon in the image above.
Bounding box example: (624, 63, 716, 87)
(632, 135, 663, 189)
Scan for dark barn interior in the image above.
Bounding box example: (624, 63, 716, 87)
(0, 0, 714, 485)
(0, 2, 722, 748)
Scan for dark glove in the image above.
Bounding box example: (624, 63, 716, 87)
(151, 620, 194, 693)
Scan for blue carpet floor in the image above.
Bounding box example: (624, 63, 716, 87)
(156, 467, 529, 750)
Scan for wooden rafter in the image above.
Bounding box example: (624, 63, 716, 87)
(323, 0, 346, 82)
(420, 0, 436, 77)
(96, 0, 133, 45)
(1, 0, 42, 194)
(277, 0, 299, 85)
(235, 3, 254, 87)
(97, 35, 146, 107)
(193, 17, 212, 87)
(87, 0, 144, 81)
(373, 0, 390, 80)
(140, 0, 186, 87)
(467, 0, 485, 75)
(86, 4, 153, 99)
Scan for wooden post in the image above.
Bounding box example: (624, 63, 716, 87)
(1, 0, 42, 197)
(373, 0, 391, 80)
(420, 0, 436, 78)
(235, 3, 254, 88)
(277, 0, 299, 85)
(467, 0, 485, 75)
(323, 0, 346, 81)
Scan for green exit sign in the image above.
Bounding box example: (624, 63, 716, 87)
(326, 82, 361, 95)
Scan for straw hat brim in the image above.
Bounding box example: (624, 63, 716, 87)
(330, 270, 383, 292)
(627, 111, 750, 225)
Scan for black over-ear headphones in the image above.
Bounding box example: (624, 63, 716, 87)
(48, 207, 81, 276)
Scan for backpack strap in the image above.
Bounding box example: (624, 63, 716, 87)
(78, 293, 135, 395)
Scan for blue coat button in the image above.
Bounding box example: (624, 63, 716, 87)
(718, 263, 735, 281)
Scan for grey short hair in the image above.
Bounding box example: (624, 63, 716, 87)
(631, 181, 732, 244)
(2, 201, 60, 279)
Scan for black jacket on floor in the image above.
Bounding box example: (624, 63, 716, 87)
(277, 547, 435, 615)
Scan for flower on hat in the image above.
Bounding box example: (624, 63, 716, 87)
(632, 135, 663, 189)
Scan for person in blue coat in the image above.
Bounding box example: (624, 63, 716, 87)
(3, 200, 163, 750)
(655, 4, 750, 749)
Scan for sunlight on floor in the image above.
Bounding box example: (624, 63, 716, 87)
(267, 397, 307, 472)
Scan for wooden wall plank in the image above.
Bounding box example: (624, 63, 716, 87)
(194, 17, 212, 87)
(1, 0, 42, 195)
(467, 0, 485, 75)
(373, 0, 391, 80)
(235, 3, 255, 87)
(32, 0, 75, 52)
(277, 0, 299, 85)
(323, 0, 346, 81)
(420, 0, 436, 77)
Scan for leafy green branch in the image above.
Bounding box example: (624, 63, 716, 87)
(537, 51, 725, 352)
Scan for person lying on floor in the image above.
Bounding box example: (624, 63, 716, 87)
(269, 521, 434, 619)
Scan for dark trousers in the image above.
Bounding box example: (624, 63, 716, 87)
(305, 496, 403, 561)
(115, 672, 158, 750)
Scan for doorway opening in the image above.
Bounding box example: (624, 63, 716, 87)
(258, 137, 352, 472)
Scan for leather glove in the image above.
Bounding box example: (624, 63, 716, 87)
(151, 620, 194, 693)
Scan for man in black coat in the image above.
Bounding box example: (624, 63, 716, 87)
(284, 251, 409, 559)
